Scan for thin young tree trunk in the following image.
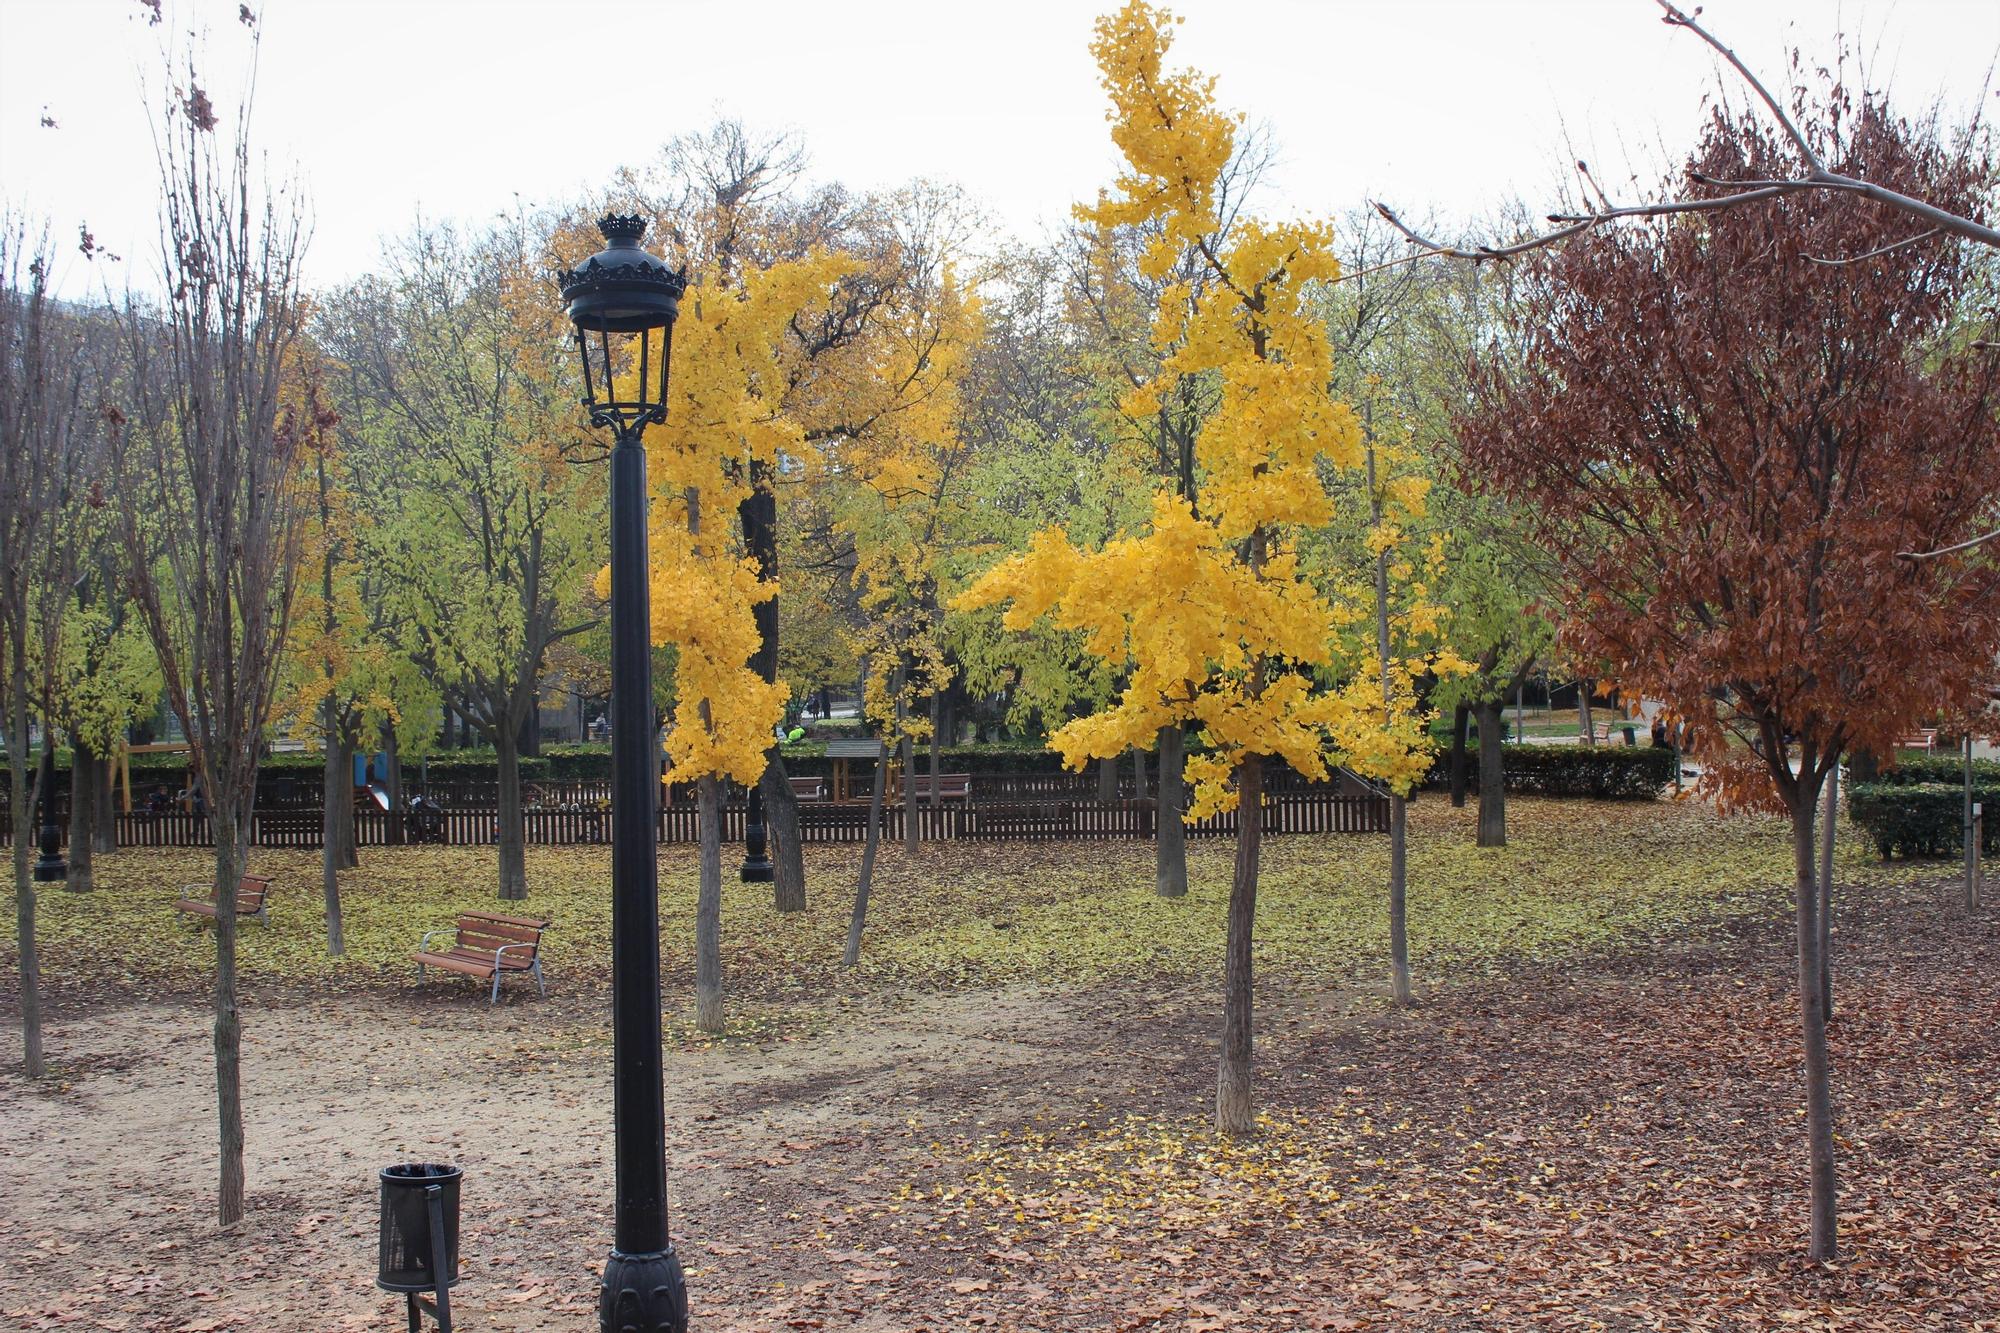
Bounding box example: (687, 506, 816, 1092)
(1819, 760, 1837, 1020)
(381, 717, 403, 847)
(1578, 679, 1596, 745)
(1387, 794, 1410, 1005)
(92, 748, 117, 854)
(494, 723, 527, 900)
(320, 699, 345, 954)
(67, 737, 95, 894)
(1216, 754, 1263, 1135)
(1131, 747, 1148, 803)
(927, 690, 942, 818)
(210, 804, 248, 1226)
(1475, 700, 1507, 847)
(759, 755, 806, 913)
(1366, 424, 1412, 1006)
(1155, 723, 1187, 898)
(899, 692, 917, 856)
(844, 738, 892, 968)
(333, 726, 358, 870)
(1097, 754, 1118, 803)
(1790, 782, 1839, 1261)
(1448, 703, 1470, 809)
(8, 685, 44, 1077)
(695, 772, 724, 1032)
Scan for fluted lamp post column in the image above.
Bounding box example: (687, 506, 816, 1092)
(558, 214, 691, 1333)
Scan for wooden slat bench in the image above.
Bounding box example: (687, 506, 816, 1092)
(789, 775, 827, 802)
(412, 912, 550, 1004)
(173, 875, 273, 927)
(905, 772, 972, 802)
(1897, 728, 1939, 754)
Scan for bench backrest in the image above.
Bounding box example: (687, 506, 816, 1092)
(221, 875, 271, 912)
(908, 772, 971, 796)
(455, 911, 549, 957)
(789, 776, 827, 798)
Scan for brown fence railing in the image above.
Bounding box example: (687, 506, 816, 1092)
(1, 789, 1387, 849)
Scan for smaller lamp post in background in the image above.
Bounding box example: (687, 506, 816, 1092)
(33, 720, 67, 886)
(559, 214, 691, 1333)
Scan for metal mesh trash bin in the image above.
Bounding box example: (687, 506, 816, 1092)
(378, 1162, 461, 1331)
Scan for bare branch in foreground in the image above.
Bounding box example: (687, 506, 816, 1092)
(1898, 526, 2000, 561)
(1372, 0, 2000, 262)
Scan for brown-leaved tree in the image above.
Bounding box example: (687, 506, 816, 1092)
(1462, 95, 2000, 1260)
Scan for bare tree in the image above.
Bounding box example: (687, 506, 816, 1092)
(1, 218, 99, 1078)
(114, 53, 309, 1225)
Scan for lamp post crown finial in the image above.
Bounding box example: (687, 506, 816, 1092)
(598, 214, 647, 245)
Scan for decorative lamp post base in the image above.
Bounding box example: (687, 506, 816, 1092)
(599, 1247, 688, 1333)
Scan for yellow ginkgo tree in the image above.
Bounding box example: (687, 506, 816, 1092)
(955, 0, 1407, 1134)
(622, 249, 849, 1033)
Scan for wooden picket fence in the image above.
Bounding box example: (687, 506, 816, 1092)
(4, 788, 1386, 849)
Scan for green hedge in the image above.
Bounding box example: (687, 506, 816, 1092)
(1865, 754, 2000, 787)
(1425, 742, 1675, 800)
(1848, 780, 1999, 859)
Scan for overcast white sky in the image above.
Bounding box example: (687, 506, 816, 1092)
(2, 0, 1996, 297)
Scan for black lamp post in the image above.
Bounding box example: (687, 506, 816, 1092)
(33, 722, 67, 886)
(736, 461, 777, 885)
(558, 214, 690, 1333)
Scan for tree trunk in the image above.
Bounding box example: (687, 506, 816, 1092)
(695, 773, 724, 1033)
(1578, 679, 1596, 745)
(1388, 794, 1411, 1006)
(1131, 747, 1148, 802)
(7, 686, 44, 1077)
(1156, 724, 1187, 898)
(319, 702, 346, 954)
(494, 726, 528, 900)
(1217, 756, 1263, 1136)
(900, 711, 918, 856)
(209, 803, 248, 1227)
(1819, 760, 1837, 1020)
(92, 748, 117, 854)
(844, 739, 891, 968)
(1097, 754, 1118, 803)
(1475, 700, 1507, 847)
(759, 751, 806, 913)
(927, 690, 943, 817)
(333, 727, 358, 870)
(1789, 783, 1839, 1261)
(1448, 703, 1470, 809)
(381, 717, 404, 847)
(67, 738, 95, 894)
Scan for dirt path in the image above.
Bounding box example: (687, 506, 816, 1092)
(3, 869, 1993, 1331)
(0, 979, 1214, 1332)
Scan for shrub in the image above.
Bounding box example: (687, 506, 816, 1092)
(1425, 742, 1675, 800)
(1864, 753, 2000, 787)
(1848, 780, 1999, 859)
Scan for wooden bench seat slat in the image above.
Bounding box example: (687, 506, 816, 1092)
(458, 911, 550, 930)
(454, 920, 544, 944)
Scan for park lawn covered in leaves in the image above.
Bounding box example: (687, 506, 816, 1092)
(16, 796, 1940, 1018)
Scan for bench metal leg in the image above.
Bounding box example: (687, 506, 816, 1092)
(490, 969, 503, 1005)
(532, 960, 545, 997)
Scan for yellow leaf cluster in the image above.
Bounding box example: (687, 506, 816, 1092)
(621, 249, 852, 783)
(957, 0, 1372, 817)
